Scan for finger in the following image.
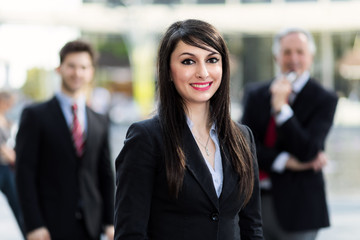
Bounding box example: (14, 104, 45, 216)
(311, 160, 321, 171)
(317, 155, 327, 169)
(315, 160, 324, 171)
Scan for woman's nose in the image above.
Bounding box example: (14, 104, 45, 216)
(195, 63, 209, 80)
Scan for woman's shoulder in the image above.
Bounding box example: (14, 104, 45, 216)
(234, 121, 253, 143)
(121, 115, 163, 157)
(125, 116, 162, 143)
(129, 115, 161, 133)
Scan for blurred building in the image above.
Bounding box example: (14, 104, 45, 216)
(1, 0, 360, 120)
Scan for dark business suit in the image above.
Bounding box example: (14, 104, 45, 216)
(15, 96, 114, 239)
(241, 78, 338, 232)
(114, 116, 264, 240)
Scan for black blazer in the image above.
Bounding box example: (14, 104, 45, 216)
(15, 97, 114, 239)
(241, 78, 338, 231)
(114, 116, 264, 240)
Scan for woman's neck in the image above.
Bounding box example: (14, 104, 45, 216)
(186, 102, 211, 135)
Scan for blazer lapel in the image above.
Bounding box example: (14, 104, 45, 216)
(264, 85, 272, 119)
(81, 107, 95, 161)
(292, 79, 315, 121)
(49, 97, 77, 156)
(219, 143, 238, 203)
(183, 125, 219, 210)
(259, 84, 273, 135)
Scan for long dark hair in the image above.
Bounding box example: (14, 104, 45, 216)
(157, 19, 254, 204)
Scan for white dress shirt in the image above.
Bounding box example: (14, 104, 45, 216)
(56, 92, 87, 135)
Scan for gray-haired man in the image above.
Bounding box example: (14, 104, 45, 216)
(241, 28, 338, 240)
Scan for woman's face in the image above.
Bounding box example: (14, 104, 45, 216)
(170, 40, 222, 107)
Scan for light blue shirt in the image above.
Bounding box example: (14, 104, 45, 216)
(55, 92, 87, 135)
(187, 117, 223, 197)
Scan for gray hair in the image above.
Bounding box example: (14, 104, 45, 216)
(272, 27, 316, 56)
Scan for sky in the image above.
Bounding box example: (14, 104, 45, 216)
(0, 24, 80, 88)
(0, 0, 81, 88)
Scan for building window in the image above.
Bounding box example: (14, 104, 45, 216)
(197, 0, 225, 4)
(153, 0, 180, 4)
(241, 0, 270, 3)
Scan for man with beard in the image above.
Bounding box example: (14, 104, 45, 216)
(16, 40, 114, 240)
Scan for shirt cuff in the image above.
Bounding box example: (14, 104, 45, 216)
(275, 104, 293, 125)
(271, 152, 290, 173)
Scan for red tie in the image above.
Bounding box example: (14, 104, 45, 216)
(71, 104, 84, 157)
(264, 116, 277, 148)
(259, 116, 277, 181)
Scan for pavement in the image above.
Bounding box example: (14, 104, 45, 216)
(0, 193, 22, 240)
(1, 193, 360, 239)
(317, 195, 360, 240)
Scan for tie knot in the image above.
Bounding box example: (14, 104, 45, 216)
(72, 104, 78, 113)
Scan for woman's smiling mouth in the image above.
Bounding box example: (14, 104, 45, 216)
(190, 82, 212, 91)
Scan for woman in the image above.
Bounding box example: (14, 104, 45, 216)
(115, 19, 264, 240)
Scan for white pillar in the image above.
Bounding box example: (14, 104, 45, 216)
(320, 31, 334, 89)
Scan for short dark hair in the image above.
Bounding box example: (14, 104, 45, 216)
(59, 40, 96, 65)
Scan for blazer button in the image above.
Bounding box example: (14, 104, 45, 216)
(210, 213, 219, 222)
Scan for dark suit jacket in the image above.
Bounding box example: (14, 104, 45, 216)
(114, 116, 264, 240)
(15, 97, 114, 239)
(241, 78, 338, 231)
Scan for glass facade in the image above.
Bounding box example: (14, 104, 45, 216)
(332, 32, 358, 97)
(153, 0, 180, 4)
(198, 0, 225, 4)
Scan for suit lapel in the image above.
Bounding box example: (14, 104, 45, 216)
(219, 143, 238, 203)
(48, 97, 77, 156)
(81, 107, 95, 161)
(264, 84, 272, 118)
(260, 84, 273, 133)
(183, 125, 219, 210)
(292, 79, 316, 121)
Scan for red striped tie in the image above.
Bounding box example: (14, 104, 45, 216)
(71, 104, 84, 157)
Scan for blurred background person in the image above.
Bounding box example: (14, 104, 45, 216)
(15, 40, 114, 240)
(114, 19, 264, 240)
(0, 90, 25, 238)
(241, 28, 338, 240)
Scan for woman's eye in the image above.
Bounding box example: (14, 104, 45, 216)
(207, 57, 219, 64)
(181, 59, 195, 65)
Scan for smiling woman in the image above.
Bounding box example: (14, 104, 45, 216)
(114, 19, 264, 240)
(170, 41, 222, 108)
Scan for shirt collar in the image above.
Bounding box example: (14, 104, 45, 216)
(292, 71, 310, 94)
(186, 116, 216, 133)
(56, 91, 86, 111)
